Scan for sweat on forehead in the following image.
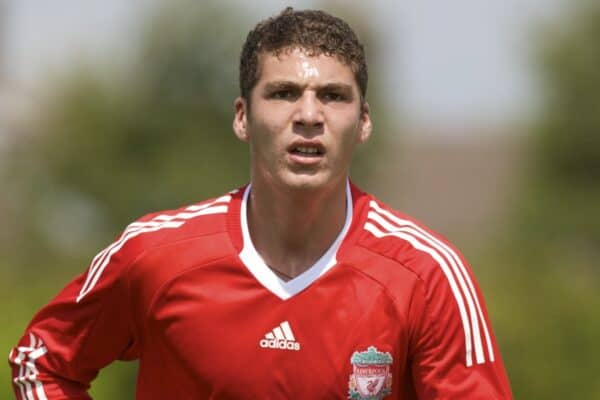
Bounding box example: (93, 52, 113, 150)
(254, 47, 352, 81)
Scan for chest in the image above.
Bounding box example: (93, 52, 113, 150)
(141, 262, 411, 399)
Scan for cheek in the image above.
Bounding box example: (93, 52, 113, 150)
(247, 120, 285, 157)
(248, 103, 289, 143)
(330, 118, 361, 150)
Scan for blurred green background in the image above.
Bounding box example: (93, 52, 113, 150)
(1, 1, 599, 399)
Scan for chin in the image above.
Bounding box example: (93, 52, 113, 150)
(277, 171, 339, 192)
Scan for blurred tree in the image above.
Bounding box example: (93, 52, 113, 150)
(496, 2, 600, 399)
(518, 0, 600, 262)
(1, 2, 250, 273)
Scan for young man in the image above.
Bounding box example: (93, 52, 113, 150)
(9, 8, 513, 400)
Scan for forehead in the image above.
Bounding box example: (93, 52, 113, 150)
(255, 47, 356, 86)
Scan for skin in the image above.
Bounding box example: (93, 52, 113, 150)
(233, 47, 372, 279)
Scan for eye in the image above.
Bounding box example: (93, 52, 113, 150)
(271, 90, 296, 100)
(321, 91, 345, 102)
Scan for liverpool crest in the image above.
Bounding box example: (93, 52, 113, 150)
(348, 346, 393, 400)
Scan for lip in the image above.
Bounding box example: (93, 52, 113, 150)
(286, 140, 326, 165)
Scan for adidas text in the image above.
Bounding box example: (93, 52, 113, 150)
(259, 338, 301, 351)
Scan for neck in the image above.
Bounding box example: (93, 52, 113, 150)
(246, 178, 348, 280)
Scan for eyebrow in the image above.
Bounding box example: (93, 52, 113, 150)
(263, 81, 299, 92)
(319, 83, 354, 94)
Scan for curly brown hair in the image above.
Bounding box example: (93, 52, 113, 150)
(239, 7, 368, 105)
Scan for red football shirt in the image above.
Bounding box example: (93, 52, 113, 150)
(9, 182, 513, 399)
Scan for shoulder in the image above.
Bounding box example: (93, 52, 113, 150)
(115, 191, 235, 259)
(126, 191, 235, 252)
(75, 189, 239, 302)
(352, 192, 466, 283)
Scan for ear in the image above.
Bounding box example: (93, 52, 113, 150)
(357, 101, 372, 144)
(233, 97, 249, 142)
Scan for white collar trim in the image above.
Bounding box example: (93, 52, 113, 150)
(238, 181, 353, 300)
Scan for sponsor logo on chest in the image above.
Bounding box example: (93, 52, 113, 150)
(258, 321, 301, 351)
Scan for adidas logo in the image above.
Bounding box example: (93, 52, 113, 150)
(259, 321, 301, 351)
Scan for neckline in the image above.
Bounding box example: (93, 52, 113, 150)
(238, 181, 353, 300)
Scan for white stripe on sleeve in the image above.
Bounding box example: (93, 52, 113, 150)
(77, 200, 229, 302)
(368, 201, 494, 364)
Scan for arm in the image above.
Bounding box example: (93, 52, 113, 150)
(408, 252, 513, 399)
(8, 237, 139, 399)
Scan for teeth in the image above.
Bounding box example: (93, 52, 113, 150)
(295, 146, 319, 154)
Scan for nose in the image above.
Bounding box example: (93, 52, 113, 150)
(293, 92, 324, 130)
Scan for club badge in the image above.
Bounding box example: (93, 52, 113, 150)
(348, 346, 393, 400)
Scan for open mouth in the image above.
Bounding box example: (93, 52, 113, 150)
(288, 140, 325, 160)
(290, 146, 323, 156)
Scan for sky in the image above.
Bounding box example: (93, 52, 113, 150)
(1, 0, 567, 130)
